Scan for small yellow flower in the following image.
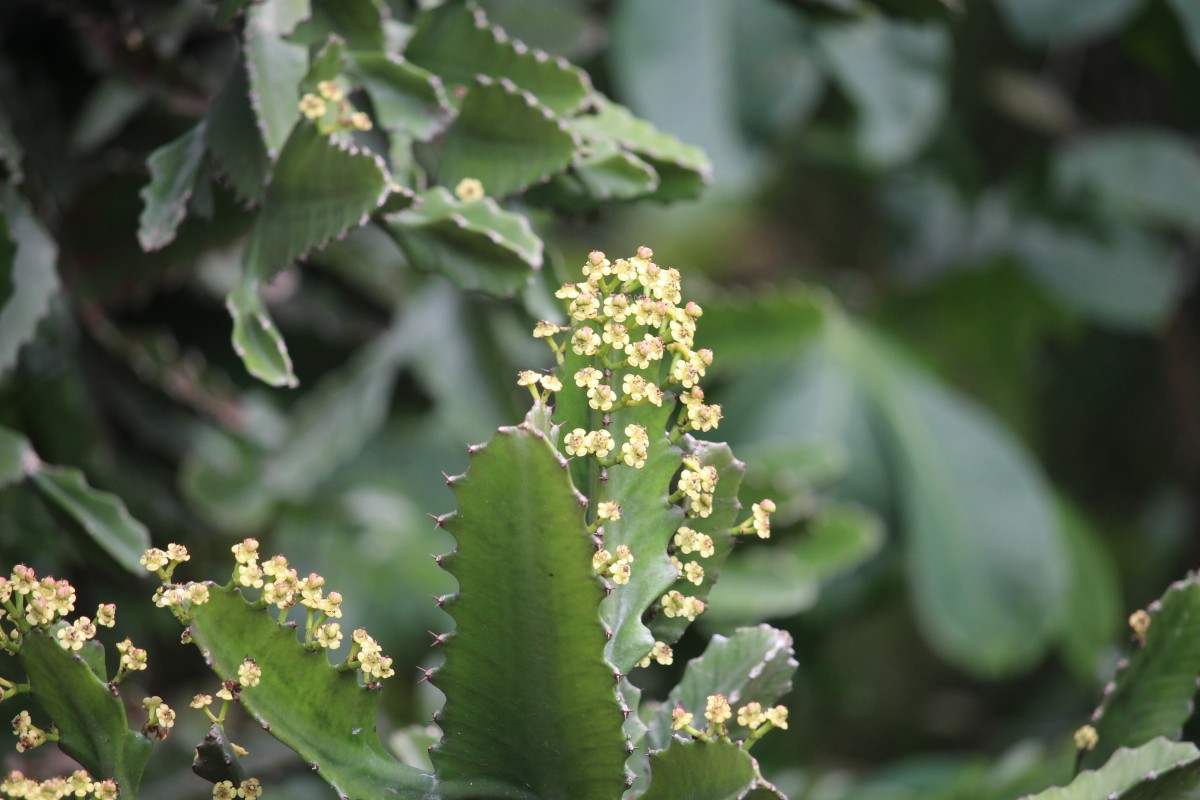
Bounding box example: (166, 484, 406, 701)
(541, 375, 563, 393)
(533, 321, 562, 338)
(764, 705, 788, 730)
(239, 777, 264, 799)
(587, 384, 617, 412)
(574, 367, 602, 388)
(96, 603, 116, 627)
(737, 701, 767, 730)
(517, 370, 541, 387)
(187, 583, 211, 605)
(232, 538, 260, 564)
(597, 501, 622, 521)
(238, 659, 262, 688)
(317, 80, 343, 102)
(190, 694, 213, 709)
(349, 111, 373, 130)
(592, 549, 612, 574)
(705, 694, 732, 725)
(683, 562, 704, 586)
(299, 93, 327, 120)
(140, 548, 169, 572)
(586, 430, 614, 459)
(455, 177, 485, 202)
(671, 706, 693, 731)
(316, 622, 343, 649)
(166, 543, 190, 563)
(650, 641, 673, 666)
(564, 428, 590, 457)
(1074, 724, 1099, 751)
(213, 780, 238, 800)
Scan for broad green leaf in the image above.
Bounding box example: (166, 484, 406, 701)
(185, 311, 413, 528)
(19, 631, 154, 798)
(386, 186, 541, 296)
(207, 57, 270, 204)
(640, 739, 757, 800)
(405, 0, 591, 116)
(528, 141, 660, 210)
(608, 0, 756, 189)
(226, 277, 298, 387)
(0, 194, 59, 378)
(137, 122, 207, 251)
(835, 322, 1069, 677)
(301, 34, 345, 88)
(244, 122, 389, 279)
(1012, 219, 1182, 331)
(1021, 739, 1199, 800)
(1053, 130, 1200, 231)
(704, 503, 884, 625)
(352, 53, 452, 142)
(437, 76, 576, 199)
(1121, 757, 1200, 799)
(996, 0, 1144, 46)
(817, 19, 949, 167)
(291, 0, 385, 51)
(649, 440, 746, 647)
(430, 423, 628, 799)
(28, 462, 152, 574)
(1057, 501, 1122, 682)
(1082, 575, 1200, 769)
(587, 401, 683, 674)
(699, 286, 833, 367)
(569, 96, 712, 202)
(186, 586, 435, 799)
(646, 625, 796, 750)
(1170, 0, 1200, 65)
(244, 0, 310, 159)
(0, 425, 29, 488)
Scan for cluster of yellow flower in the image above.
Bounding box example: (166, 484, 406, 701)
(230, 540, 391, 682)
(670, 693, 788, 743)
(299, 80, 372, 133)
(11, 710, 48, 753)
(518, 249, 782, 654)
(141, 695, 176, 740)
(0, 769, 118, 800)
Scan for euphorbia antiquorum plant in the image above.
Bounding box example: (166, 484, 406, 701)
(0, 249, 799, 799)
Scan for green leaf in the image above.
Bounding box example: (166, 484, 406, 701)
(1, 192, 59, 378)
(184, 312, 412, 528)
(20, 631, 153, 797)
(137, 123, 208, 251)
(1169, 0, 1200, 65)
(27, 462, 151, 575)
(640, 739, 757, 800)
(817, 19, 949, 167)
(185, 586, 435, 800)
(569, 96, 712, 202)
(648, 440, 746, 647)
(528, 141, 660, 210)
(430, 422, 628, 799)
(608, 0, 756, 189)
(699, 286, 833, 367)
(405, 0, 591, 116)
(244, 0, 310, 159)
(291, 0, 385, 51)
(226, 277, 298, 388)
(244, 122, 389, 279)
(646, 625, 796, 750)
(1057, 500, 1122, 682)
(1021, 739, 1199, 800)
(0, 425, 30, 488)
(1082, 574, 1200, 769)
(1121, 757, 1200, 799)
(836, 323, 1069, 677)
(207, 57, 270, 204)
(386, 186, 541, 296)
(995, 0, 1144, 46)
(437, 76, 576, 199)
(1011, 219, 1182, 331)
(704, 503, 884, 625)
(352, 53, 453, 142)
(588, 402, 683, 674)
(1053, 130, 1200, 231)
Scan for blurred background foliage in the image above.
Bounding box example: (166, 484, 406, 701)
(1, 0, 1198, 797)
